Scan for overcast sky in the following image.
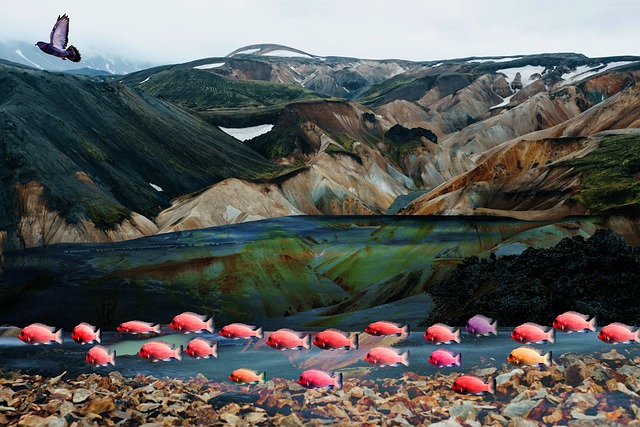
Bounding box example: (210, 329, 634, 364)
(2, 1, 638, 65)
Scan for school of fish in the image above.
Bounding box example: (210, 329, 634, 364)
(16, 310, 638, 395)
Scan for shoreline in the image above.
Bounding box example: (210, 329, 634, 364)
(1, 351, 640, 426)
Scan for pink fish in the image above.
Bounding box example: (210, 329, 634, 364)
(364, 321, 409, 336)
(19, 323, 63, 345)
(364, 347, 410, 367)
(553, 311, 596, 333)
(511, 323, 555, 344)
(138, 341, 182, 362)
(297, 369, 342, 390)
(266, 329, 310, 350)
(229, 368, 266, 384)
(218, 323, 262, 339)
(598, 323, 640, 344)
(424, 323, 460, 344)
(85, 346, 115, 367)
(428, 349, 462, 367)
(72, 322, 101, 344)
(185, 337, 218, 359)
(452, 375, 496, 395)
(169, 312, 213, 334)
(313, 329, 358, 350)
(117, 320, 160, 334)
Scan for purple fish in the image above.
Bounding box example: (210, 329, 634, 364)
(466, 314, 497, 336)
(36, 15, 81, 63)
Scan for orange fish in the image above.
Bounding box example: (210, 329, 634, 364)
(452, 375, 496, 395)
(72, 322, 101, 344)
(297, 369, 342, 390)
(598, 323, 640, 344)
(229, 368, 266, 384)
(185, 337, 218, 359)
(218, 323, 262, 339)
(364, 321, 409, 336)
(19, 323, 63, 345)
(117, 320, 160, 334)
(507, 347, 552, 367)
(313, 329, 358, 350)
(424, 323, 460, 344)
(511, 323, 555, 344)
(428, 349, 462, 367)
(364, 347, 409, 367)
(85, 346, 115, 367)
(138, 341, 182, 362)
(169, 312, 213, 334)
(553, 311, 596, 333)
(265, 329, 310, 350)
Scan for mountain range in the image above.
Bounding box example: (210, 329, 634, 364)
(1, 43, 640, 251)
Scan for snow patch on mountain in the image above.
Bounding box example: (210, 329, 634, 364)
(219, 124, 274, 141)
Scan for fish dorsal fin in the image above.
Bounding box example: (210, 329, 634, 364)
(180, 312, 207, 320)
(516, 346, 542, 355)
(433, 323, 456, 332)
(307, 368, 334, 376)
(230, 323, 256, 330)
(30, 323, 56, 332)
(434, 348, 457, 356)
(520, 322, 547, 329)
(77, 322, 96, 330)
(277, 328, 303, 336)
(471, 314, 493, 323)
(192, 337, 211, 345)
(610, 322, 634, 331)
(564, 311, 589, 320)
(323, 328, 348, 337)
(149, 340, 174, 349)
(463, 374, 489, 383)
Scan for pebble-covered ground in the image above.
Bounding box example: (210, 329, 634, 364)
(2, 350, 640, 426)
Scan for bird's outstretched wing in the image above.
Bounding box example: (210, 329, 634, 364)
(50, 14, 70, 49)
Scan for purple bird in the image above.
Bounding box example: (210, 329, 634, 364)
(466, 314, 498, 337)
(36, 14, 81, 63)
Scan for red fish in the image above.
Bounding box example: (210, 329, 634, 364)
(297, 369, 343, 390)
(364, 347, 409, 367)
(364, 321, 409, 336)
(598, 323, 640, 344)
(553, 311, 596, 333)
(265, 329, 310, 350)
(185, 337, 218, 359)
(169, 312, 213, 334)
(19, 323, 63, 345)
(511, 323, 555, 344)
(229, 368, 266, 384)
(138, 341, 182, 362)
(424, 323, 460, 344)
(85, 346, 115, 367)
(218, 323, 262, 339)
(313, 329, 358, 350)
(428, 349, 462, 367)
(452, 375, 496, 395)
(117, 320, 160, 334)
(72, 322, 101, 344)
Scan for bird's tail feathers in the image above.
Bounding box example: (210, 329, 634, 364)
(66, 45, 81, 62)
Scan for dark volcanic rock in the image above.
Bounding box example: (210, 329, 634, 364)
(385, 124, 438, 144)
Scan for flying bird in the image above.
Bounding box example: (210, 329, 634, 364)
(36, 14, 81, 62)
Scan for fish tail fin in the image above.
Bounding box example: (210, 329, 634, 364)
(96, 328, 101, 344)
(255, 327, 263, 339)
(491, 320, 498, 336)
(111, 350, 116, 366)
(211, 342, 218, 359)
(488, 377, 496, 395)
(66, 45, 81, 63)
(545, 350, 553, 367)
(635, 328, 640, 343)
(589, 317, 597, 332)
(402, 350, 410, 367)
(259, 371, 266, 384)
(55, 329, 63, 344)
(153, 324, 161, 334)
(335, 372, 343, 390)
(454, 329, 461, 343)
(352, 333, 359, 350)
(206, 318, 214, 333)
(175, 345, 183, 361)
(304, 334, 311, 350)
(548, 328, 556, 343)
(456, 352, 462, 367)
(403, 324, 410, 335)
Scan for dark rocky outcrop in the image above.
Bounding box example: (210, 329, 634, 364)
(384, 124, 438, 144)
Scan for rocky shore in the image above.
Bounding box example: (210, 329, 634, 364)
(1, 350, 639, 426)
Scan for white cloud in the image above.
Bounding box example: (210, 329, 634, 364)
(1, 0, 638, 66)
